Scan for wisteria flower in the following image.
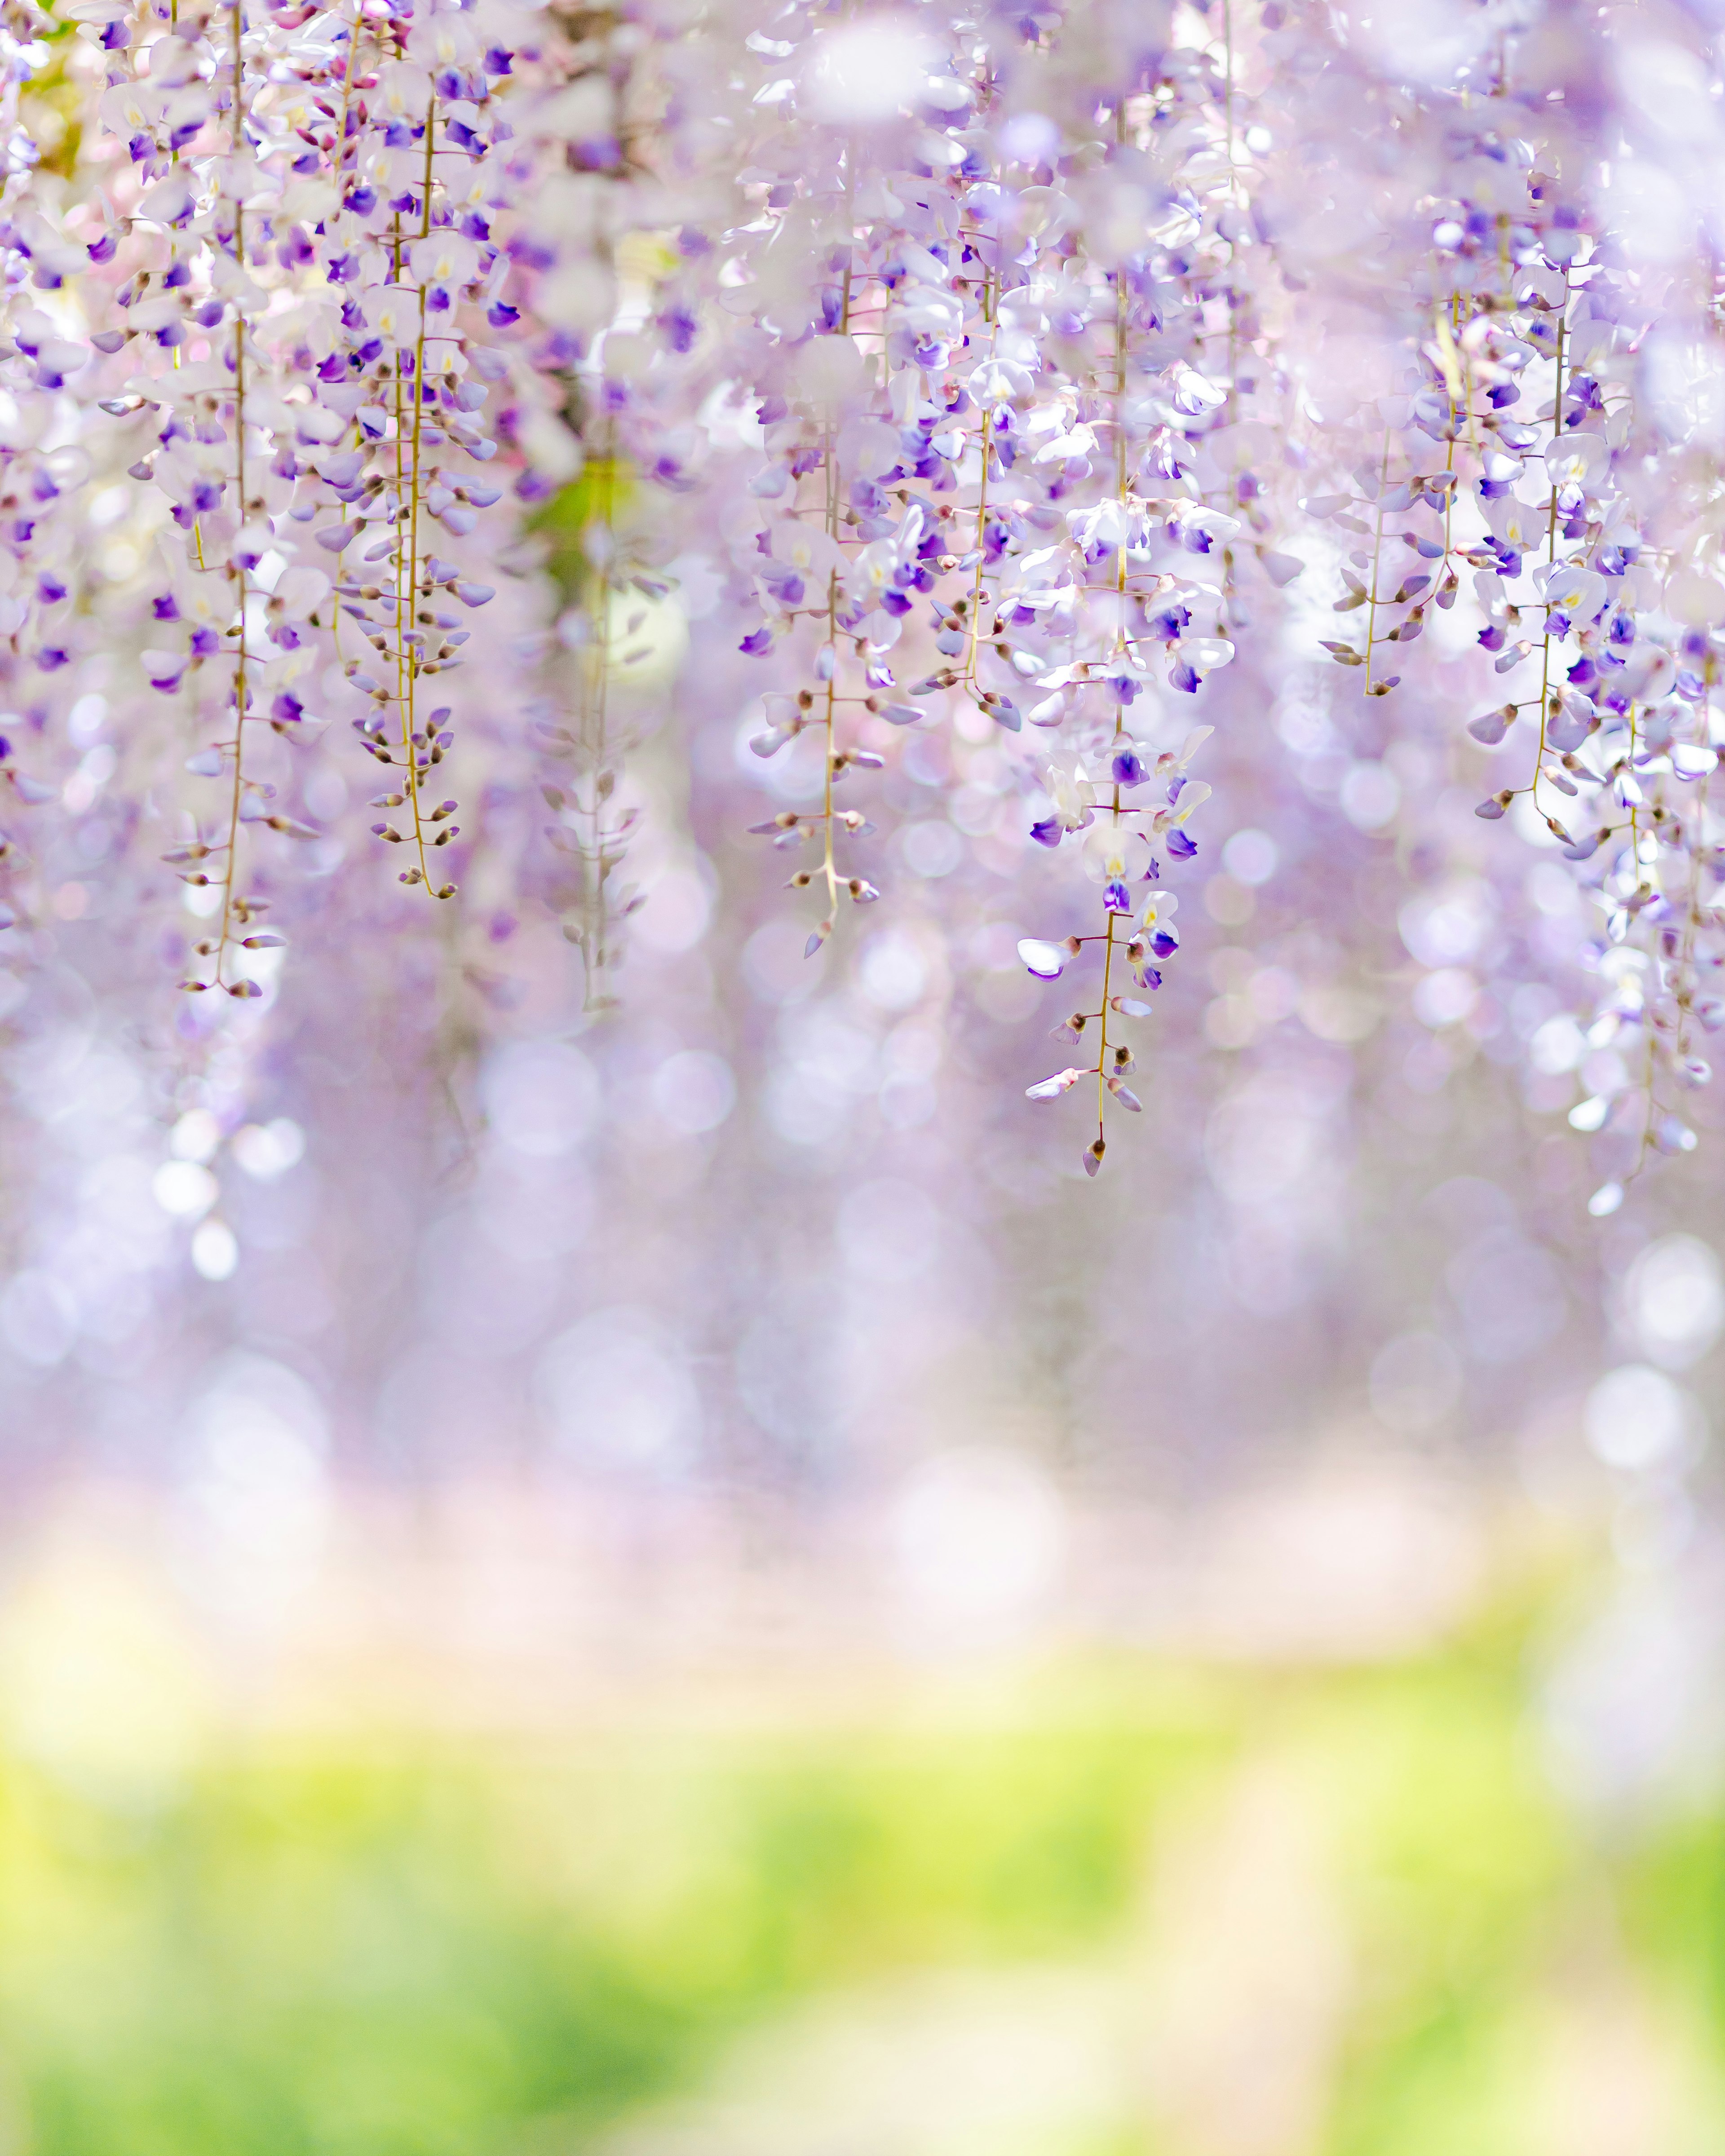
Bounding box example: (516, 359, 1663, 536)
(1081, 822, 1152, 910)
(1139, 889, 1179, 957)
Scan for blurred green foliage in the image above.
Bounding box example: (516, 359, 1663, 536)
(0, 1643, 1711, 2155)
(527, 460, 635, 605)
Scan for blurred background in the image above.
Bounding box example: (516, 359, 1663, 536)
(1, 1442, 1725, 2154)
(2, 416, 1725, 2155)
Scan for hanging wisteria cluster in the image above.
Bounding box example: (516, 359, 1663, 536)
(0, 0, 1720, 1229)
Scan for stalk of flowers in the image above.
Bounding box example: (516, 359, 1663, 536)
(530, 408, 683, 1008)
(718, 4, 1276, 1171)
(0, 1, 110, 940)
(80, 0, 542, 1019)
(286, 0, 525, 901)
(1004, 40, 1283, 1175)
(714, 6, 1013, 958)
(1274, 7, 1725, 1207)
(1524, 282, 1725, 1202)
(0, 367, 111, 923)
(76, 0, 599, 1257)
(86, 0, 315, 998)
(1236, 36, 1540, 1025)
(504, 4, 708, 1002)
(734, 347, 897, 959)
(59, 0, 672, 1060)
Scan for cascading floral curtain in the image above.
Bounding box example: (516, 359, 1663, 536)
(0, 0, 1716, 1250)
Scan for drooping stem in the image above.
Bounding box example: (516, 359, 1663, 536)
(396, 96, 438, 893)
(211, 0, 248, 994)
(580, 421, 618, 998)
(1362, 426, 1389, 692)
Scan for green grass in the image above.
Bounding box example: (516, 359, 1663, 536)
(0, 1640, 1714, 2153)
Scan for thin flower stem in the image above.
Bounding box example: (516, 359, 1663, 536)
(1095, 913, 1116, 1148)
(396, 96, 438, 893)
(821, 587, 839, 933)
(961, 254, 995, 689)
(1362, 427, 1389, 691)
(581, 422, 617, 998)
(1089, 273, 1134, 1149)
(211, 0, 248, 994)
